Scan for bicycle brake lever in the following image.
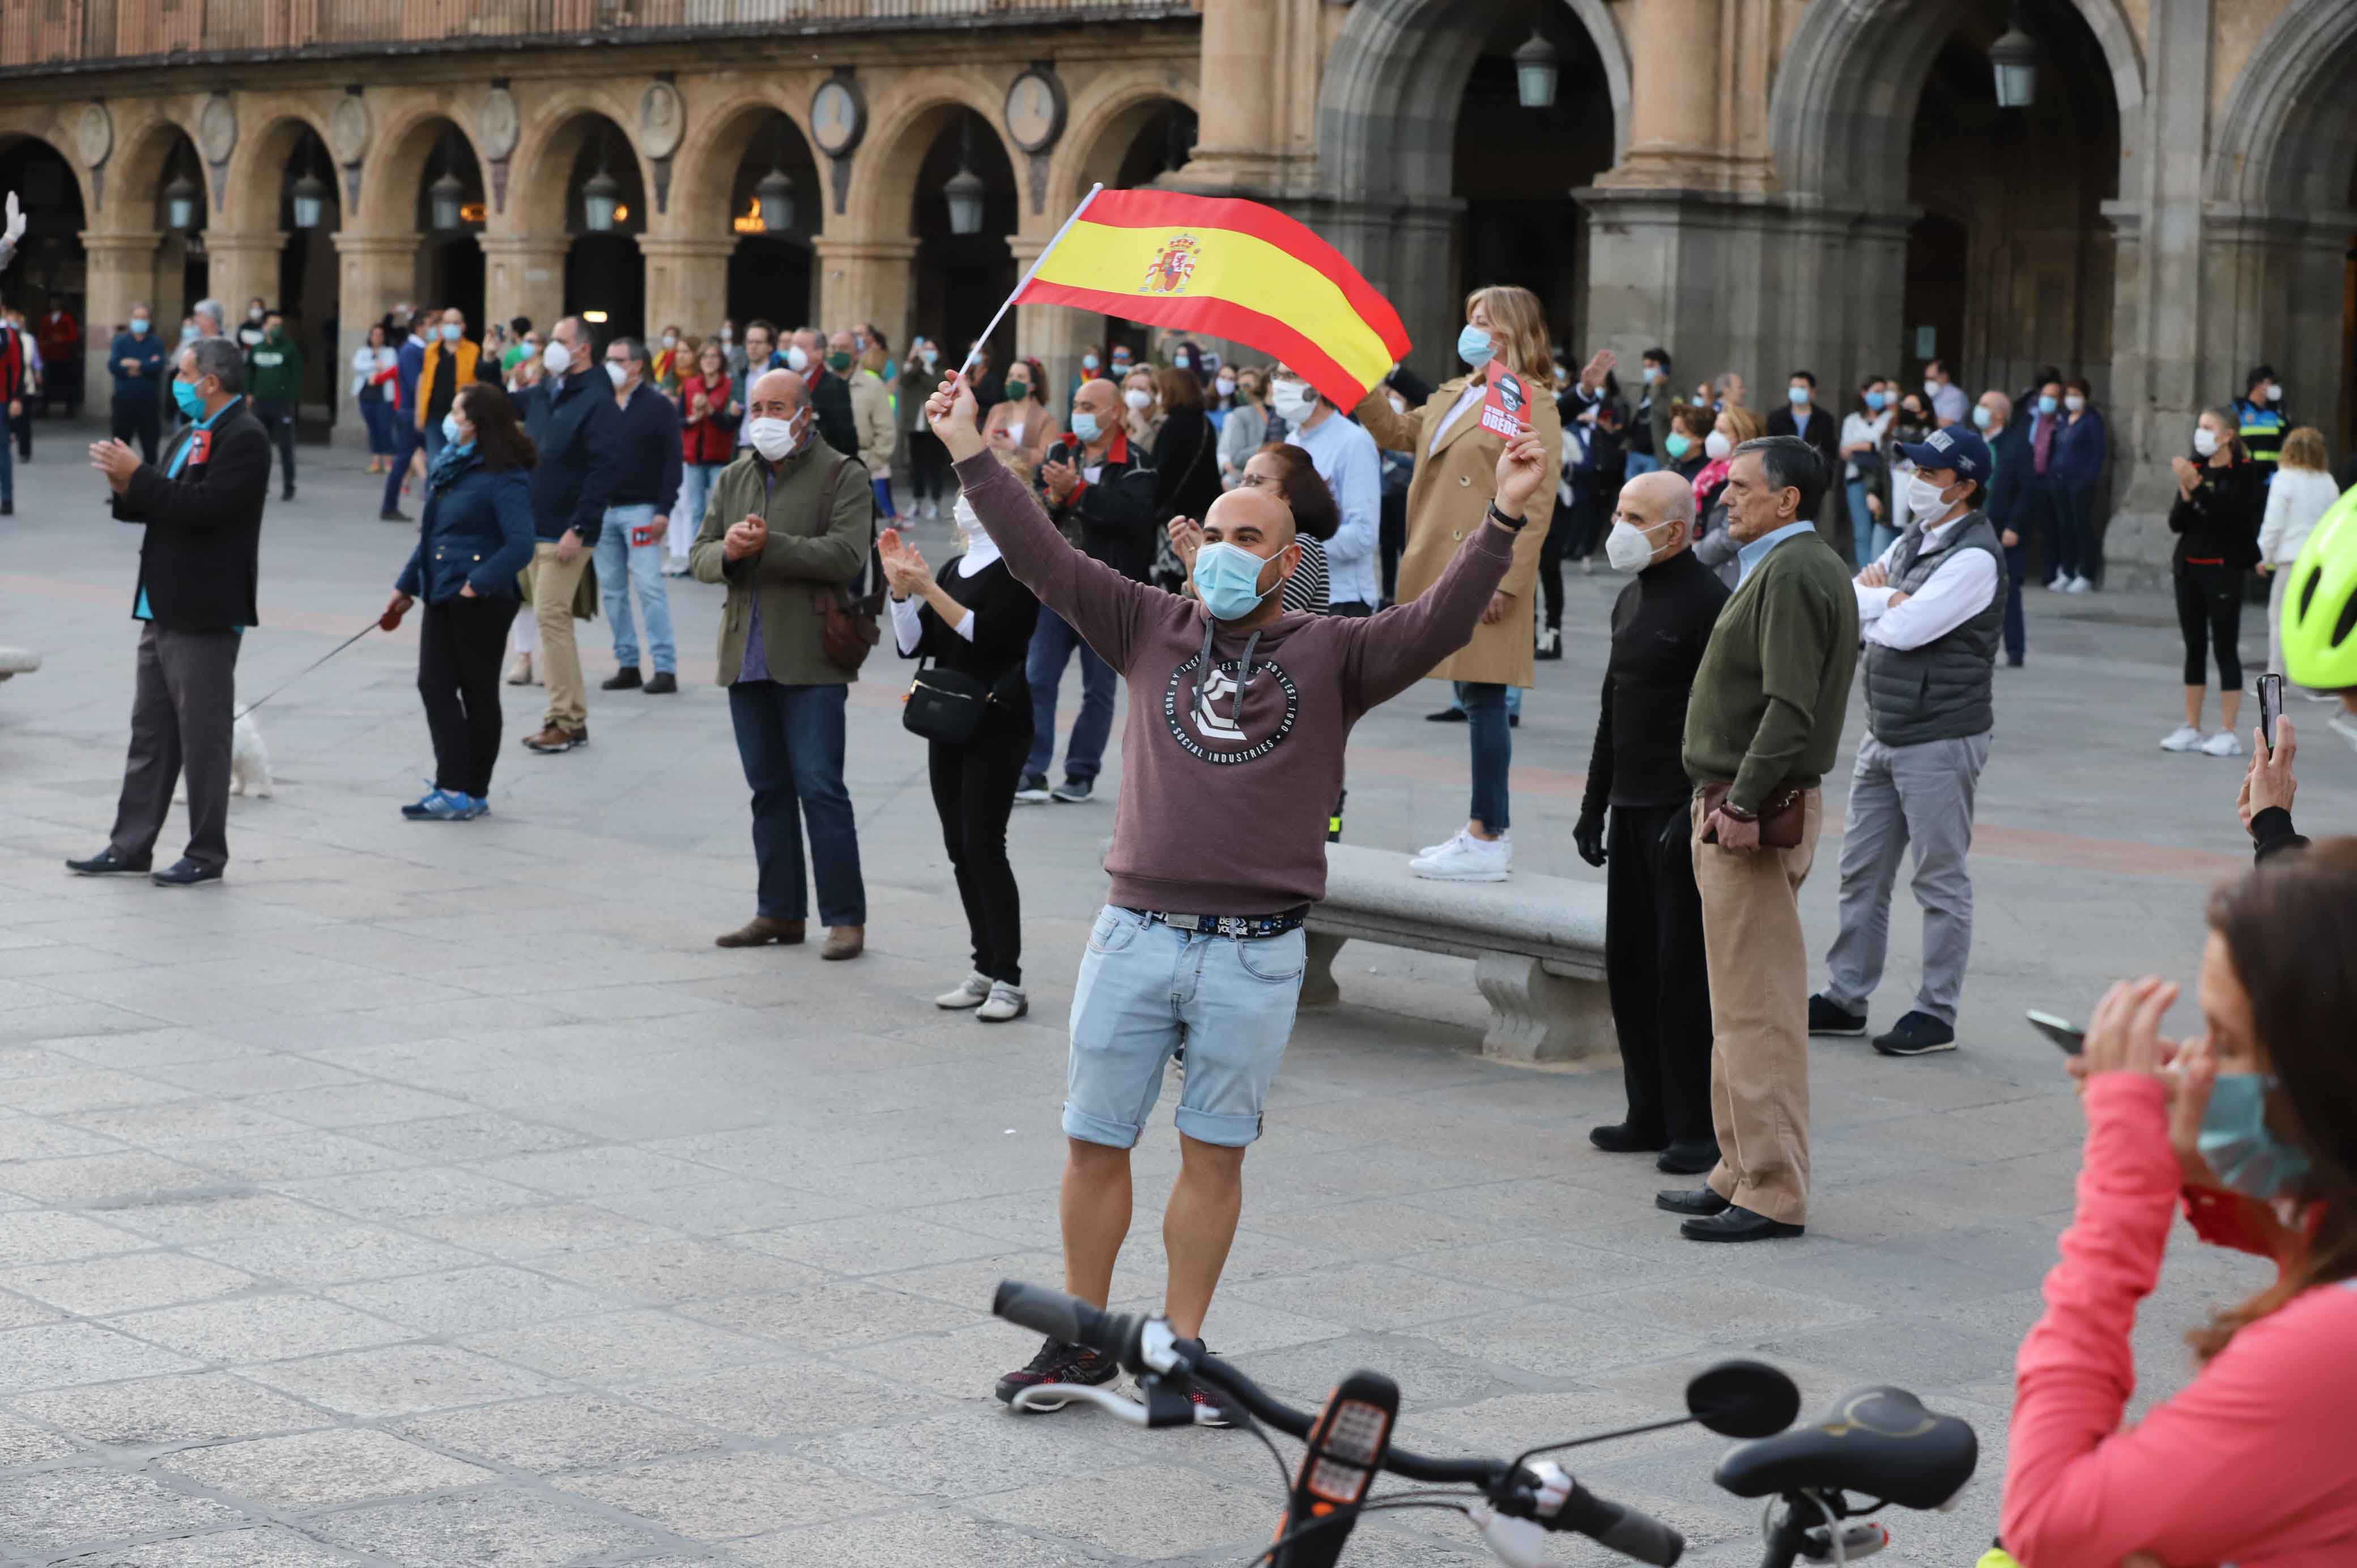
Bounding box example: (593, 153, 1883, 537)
(1136, 1374, 1198, 1430)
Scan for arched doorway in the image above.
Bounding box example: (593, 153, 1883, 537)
(0, 136, 90, 412)
(555, 116, 647, 346)
(412, 126, 488, 329)
(723, 111, 819, 332)
(273, 126, 342, 416)
(910, 109, 1018, 367)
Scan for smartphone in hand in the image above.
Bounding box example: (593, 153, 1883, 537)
(2027, 1010, 2086, 1056)
(2259, 671, 2284, 753)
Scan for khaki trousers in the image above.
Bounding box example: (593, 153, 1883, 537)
(1691, 789, 1822, 1225)
(531, 541, 592, 730)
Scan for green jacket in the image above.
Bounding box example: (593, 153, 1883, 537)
(247, 333, 303, 404)
(690, 444, 873, 687)
(1680, 526, 1859, 813)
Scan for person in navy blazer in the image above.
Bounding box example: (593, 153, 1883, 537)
(385, 383, 538, 820)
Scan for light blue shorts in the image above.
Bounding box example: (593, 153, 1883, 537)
(1063, 905, 1307, 1149)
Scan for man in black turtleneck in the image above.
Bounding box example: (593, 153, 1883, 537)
(1575, 469, 1730, 1175)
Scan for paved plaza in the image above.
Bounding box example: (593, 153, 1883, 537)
(0, 433, 2337, 1566)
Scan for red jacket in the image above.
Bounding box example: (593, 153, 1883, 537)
(37, 309, 79, 363)
(679, 374, 737, 466)
(0, 325, 23, 407)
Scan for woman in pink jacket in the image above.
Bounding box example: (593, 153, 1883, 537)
(2003, 841, 2357, 1566)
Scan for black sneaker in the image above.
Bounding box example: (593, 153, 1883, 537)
(994, 1337, 1118, 1411)
(1014, 773, 1052, 804)
(1425, 706, 1469, 723)
(1808, 994, 1868, 1037)
(152, 857, 224, 887)
(602, 668, 644, 691)
(66, 847, 151, 876)
(379, 508, 411, 522)
(1873, 1010, 1958, 1057)
(1159, 1336, 1230, 1427)
(644, 672, 678, 695)
(1050, 777, 1094, 804)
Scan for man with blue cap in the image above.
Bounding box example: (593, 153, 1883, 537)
(1807, 422, 2003, 1058)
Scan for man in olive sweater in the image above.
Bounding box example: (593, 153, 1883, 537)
(1661, 434, 1859, 1242)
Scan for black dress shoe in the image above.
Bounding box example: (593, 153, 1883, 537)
(1680, 1205, 1806, 1243)
(151, 858, 223, 887)
(643, 671, 678, 695)
(1589, 1123, 1667, 1154)
(601, 668, 644, 691)
(1655, 1187, 1730, 1217)
(1873, 1010, 1958, 1056)
(1656, 1140, 1721, 1175)
(1808, 993, 1868, 1036)
(66, 847, 151, 876)
(1425, 706, 1469, 723)
(380, 508, 412, 522)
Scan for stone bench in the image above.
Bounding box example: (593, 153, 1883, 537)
(1304, 842, 1615, 1066)
(0, 647, 39, 681)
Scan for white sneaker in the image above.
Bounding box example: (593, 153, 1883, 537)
(2066, 574, 2093, 594)
(1410, 832, 1512, 883)
(1416, 830, 1469, 860)
(977, 982, 1029, 1022)
(2200, 730, 2244, 758)
(934, 972, 992, 1011)
(2045, 575, 2066, 591)
(2159, 725, 2204, 752)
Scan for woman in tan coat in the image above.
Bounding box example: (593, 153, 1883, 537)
(981, 355, 1056, 471)
(1355, 284, 1563, 882)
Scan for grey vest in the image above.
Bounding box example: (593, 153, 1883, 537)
(1863, 509, 2003, 746)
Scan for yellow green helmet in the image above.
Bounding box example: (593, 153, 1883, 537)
(2282, 482, 2357, 692)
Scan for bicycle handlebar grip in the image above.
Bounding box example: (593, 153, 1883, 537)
(1559, 1484, 1684, 1566)
(992, 1280, 1101, 1348)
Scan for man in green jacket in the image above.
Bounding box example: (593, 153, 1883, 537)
(690, 368, 874, 961)
(1660, 433, 1859, 1243)
(247, 311, 303, 502)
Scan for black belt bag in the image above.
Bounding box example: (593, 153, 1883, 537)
(902, 661, 991, 745)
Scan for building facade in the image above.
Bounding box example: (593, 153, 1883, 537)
(1, 0, 2352, 576)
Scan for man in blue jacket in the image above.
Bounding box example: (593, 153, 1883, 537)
(379, 312, 430, 522)
(108, 303, 169, 463)
(517, 317, 619, 753)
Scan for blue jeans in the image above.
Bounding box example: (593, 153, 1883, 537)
(595, 503, 676, 674)
(675, 462, 724, 559)
(1847, 477, 1899, 568)
(1063, 905, 1307, 1149)
(727, 681, 866, 926)
(380, 417, 421, 515)
(1025, 608, 1116, 782)
(358, 395, 397, 457)
(1456, 680, 1512, 834)
(870, 474, 896, 519)
(1624, 451, 1660, 478)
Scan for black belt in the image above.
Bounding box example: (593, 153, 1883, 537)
(1128, 905, 1309, 940)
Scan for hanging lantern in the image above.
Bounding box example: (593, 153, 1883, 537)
(1990, 12, 2039, 108)
(1513, 27, 1560, 110)
(291, 169, 329, 231)
(755, 165, 794, 233)
(429, 171, 465, 232)
(943, 164, 986, 237)
(582, 163, 621, 233)
(164, 171, 199, 231)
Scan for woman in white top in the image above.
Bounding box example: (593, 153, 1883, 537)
(1216, 366, 1269, 488)
(1839, 375, 1895, 568)
(350, 322, 401, 473)
(2257, 425, 2344, 694)
(981, 355, 1055, 470)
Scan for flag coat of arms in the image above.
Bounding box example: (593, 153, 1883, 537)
(1012, 189, 1411, 410)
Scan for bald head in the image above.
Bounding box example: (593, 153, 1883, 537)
(1612, 470, 1696, 568)
(748, 368, 807, 417)
(1203, 485, 1296, 552)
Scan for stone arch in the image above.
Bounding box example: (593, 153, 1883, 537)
(0, 113, 96, 221)
(839, 74, 1012, 239)
(1045, 75, 1201, 215)
(92, 105, 199, 231)
(665, 90, 822, 240)
(1769, 0, 2144, 206)
(220, 105, 337, 233)
(351, 104, 486, 236)
(507, 91, 648, 239)
(2206, 0, 2357, 212)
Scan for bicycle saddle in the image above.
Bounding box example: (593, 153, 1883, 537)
(1712, 1386, 1977, 1511)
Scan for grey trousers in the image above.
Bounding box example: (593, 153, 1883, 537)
(1822, 730, 1991, 1026)
(108, 623, 242, 872)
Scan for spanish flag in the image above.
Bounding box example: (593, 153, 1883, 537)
(1014, 188, 1411, 410)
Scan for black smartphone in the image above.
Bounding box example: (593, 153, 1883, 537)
(2259, 672, 2284, 753)
(2026, 1010, 2086, 1056)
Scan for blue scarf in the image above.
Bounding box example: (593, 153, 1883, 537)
(427, 439, 482, 495)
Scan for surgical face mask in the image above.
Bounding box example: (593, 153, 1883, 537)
(1663, 432, 1692, 461)
(1193, 540, 1283, 621)
(2197, 1073, 2310, 1201)
(1080, 352, 1099, 371)
(543, 341, 573, 376)
(826, 351, 853, 373)
(1456, 323, 1494, 370)
(1005, 380, 1030, 403)
(2266, 384, 2283, 404)
(1907, 472, 1956, 518)
(606, 361, 630, 389)
(172, 378, 206, 418)
(661, 333, 677, 350)
(1788, 384, 1810, 405)
(1922, 378, 1940, 398)
(2064, 394, 2086, 413)
(249, 306, 265, 322)
(441, 412, 468, 448)
(719, 327, 733, 343)
(1864, 390, 1886, 411)
(1270, 381, 1318, 421)
(440, 323, 462, 342)
(1215, 376, 1236, 399)
(1605, 518, 1669, 573)
(1703, 430, 1732, 462)
(1643, 364, 1662, 383)
(1069, 410, 1103, 444)
(2193, 426, 2221, 458)
(180, 324, 199, 344)
(785, 345, 810, 373)
(1972, 404, 1994, 431)
(129, 318, 150, 335)
(1124, 388, 1154, 412)
(2037, 394, 2060, 415)
(920, 347, 938, 367)
(748, 413, 806, 462)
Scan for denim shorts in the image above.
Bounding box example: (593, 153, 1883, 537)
(1063, 905, 1307, 1149)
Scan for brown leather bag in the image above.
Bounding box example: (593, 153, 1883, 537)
(1699, 782, 1809, 849)
(804, 453, 883, 674)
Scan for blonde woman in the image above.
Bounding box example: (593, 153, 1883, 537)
(1356, 284, 1566, 881)
(1692, 403, 1768, 586)
(1120, 365, 1161, 448)
(2257, 425, 2341, 697)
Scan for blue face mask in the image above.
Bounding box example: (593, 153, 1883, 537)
(1663, 432, 1692, 461)
(172, 378, 206, 419)
(441, 412, 468, 449)
(1069, 410, 1103, 444)
(129, 318, 150, 336)
(1456, 324, 1494, 371)
(2038, 394, 2060, 415)
(1864, 390, 1886, 411)
(1193, 540, 1283, 622)
(440, 323, 462, 342)
(1788, 385, 1810, 404)
(2198, 1073, 2311, 1202)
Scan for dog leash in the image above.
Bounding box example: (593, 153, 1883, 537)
(237, 619, 382, 715)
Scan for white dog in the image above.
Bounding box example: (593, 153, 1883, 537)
(173, 707, 273, 801)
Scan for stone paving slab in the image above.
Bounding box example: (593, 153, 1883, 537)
(0, 436, 2322, 1563)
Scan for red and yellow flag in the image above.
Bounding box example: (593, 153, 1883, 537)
(1015, 189, 1411, 410)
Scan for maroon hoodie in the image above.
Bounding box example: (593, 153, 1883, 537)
(956, 450, 1513, 915)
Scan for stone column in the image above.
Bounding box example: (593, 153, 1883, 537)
(811, 237, 918, 361)
(477, 235, 567, 346)
(1180, 0, 1320, 195)
(638, 235, 735, 343)
(332, 230, 419, 361)
(78, 231, 164, 423)
(201, 231, 285, 326)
